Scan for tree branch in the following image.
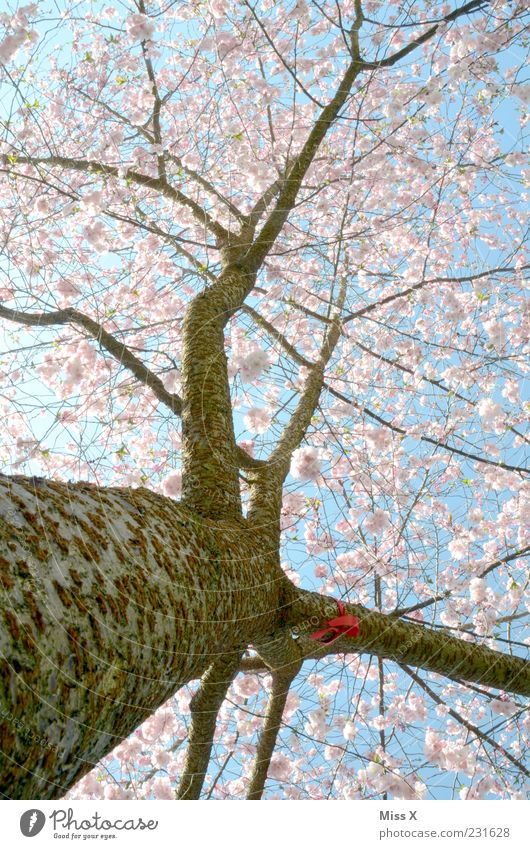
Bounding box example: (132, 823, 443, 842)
(246, 280, 346, 527)
(360, 1, 491, 70)
(0, 303, 183, 415)
(282, 589, 530, 697)
(246, 670, 298, 799)
(401, 664, 530, 779)
(245, 633, 303, 798)
(0, 301, 261, 472)
(243, 35, 363, 271)
(342, 264, 530, 324)
(176, 650, 243, 800)
(6, 154, 230, 243)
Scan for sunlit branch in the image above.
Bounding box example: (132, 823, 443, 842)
(0, 303, 183, 414)
(283, 590, 530, 697)
(401, 664, 530, 779)
(360, 0, 492, 70)
(176, 651, 243, 800)
(5, 154, 230, 242)
(394, 545, 530, 617)
(238, 591, 530, 697)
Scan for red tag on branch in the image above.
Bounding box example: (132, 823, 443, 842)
(309, 600, 360, 645)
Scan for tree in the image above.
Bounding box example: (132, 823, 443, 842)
(0, 0, 528, 801)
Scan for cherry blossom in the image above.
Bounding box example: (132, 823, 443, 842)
(126, 13, 155, 43)
(1, 0, 528, 803)
(290, 446, 322, 481)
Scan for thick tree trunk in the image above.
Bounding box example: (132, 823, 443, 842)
(0, 474, 286, 799)
(1, 474, 528, 799)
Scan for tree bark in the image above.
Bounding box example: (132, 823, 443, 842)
(284, 590, 530, 696)
(0, 474, 287, 798)
(1, 473, 529, 799)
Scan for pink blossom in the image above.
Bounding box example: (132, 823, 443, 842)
(33, 196, 50, 215)
(304, 708, 328, 741)
(268, 752, 292, 780)
(364, 509, 391, 535)
(161, 470, 182, 499)
(233, 674, 261, 698)
(342, 720, 357, 741)
(515, 84, 530, 106)
(239, 349, 269, 382)
(209, 0, 229, 20)
(281, 492, 307, 515)
(237, 439, 254, 457)
(82, 221, 110, 253)
(104, 784, 129, 799)
(460, 776, 501, 800)
(478, 398, 503, 428)
(324, 744, 342, 761)
(290, 446, 321, 480)
(243, 406, 270, 434)
(126, 13, 155, 42)
(152, 777, 173, 799)
(448, 536, 469, 560)
(161, 369, 181, 393)
(0, 29, 26, 63)
(483, 318, 506, 351)
(469, 577, 487, 603)
(141, 708, 178, 741)
(153, 750, 171, 769)
(114, 737, 143, 762)
(490, 698, 518, 717)
(283, 691, 300, 718)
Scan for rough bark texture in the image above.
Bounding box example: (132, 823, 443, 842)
(2, 472, 528, 799)
(285, 591, 530, 696)
(181, 264, 256, 519)
(176, 650, 243, 799)
(0, 474, 288, 798)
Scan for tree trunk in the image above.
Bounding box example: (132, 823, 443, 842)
(0, 474, 286, 798)
(2, 474, 529, 799)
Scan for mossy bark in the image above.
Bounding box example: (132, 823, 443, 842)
(1, 474, 529, 799)
(0, 474, 288, 798)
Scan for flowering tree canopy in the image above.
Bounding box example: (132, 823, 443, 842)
(0, 0, 529, 801)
